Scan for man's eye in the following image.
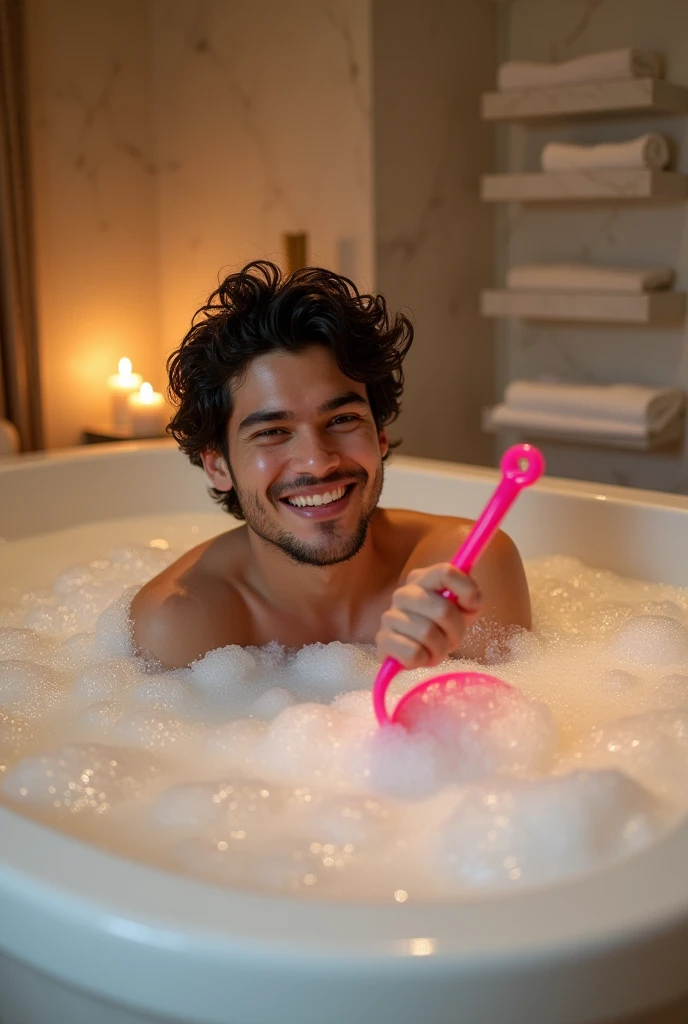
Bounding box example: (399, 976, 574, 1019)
(330, 415, 359, 426)
(255, 428, 288, 438)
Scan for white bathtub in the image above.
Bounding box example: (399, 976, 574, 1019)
(1, 440, 688, 1024)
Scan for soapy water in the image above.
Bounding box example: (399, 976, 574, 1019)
(2, 520, 688, 901)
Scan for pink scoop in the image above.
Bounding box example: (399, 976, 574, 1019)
(372, 443, 545, 728)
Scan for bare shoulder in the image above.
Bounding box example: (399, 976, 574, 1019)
(391, 508, 531, 632)
(130, 531, 250, 669)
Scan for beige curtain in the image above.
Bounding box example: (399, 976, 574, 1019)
(0, 0, 43, 450)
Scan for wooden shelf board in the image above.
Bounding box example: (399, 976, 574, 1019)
(481, 78, 688, 122)
(481, 170, 688, 203)
(480, 289, 686, 325)
(482, 408, 685, 453)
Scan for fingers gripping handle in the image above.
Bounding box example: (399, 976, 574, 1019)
(373, 444, 545, 726)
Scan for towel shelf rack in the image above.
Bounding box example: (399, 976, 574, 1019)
(481, 170, 688, 203)
(481, 408, 685, 453)
(481, 77, 688, 122)
(481, 289, 686, 325)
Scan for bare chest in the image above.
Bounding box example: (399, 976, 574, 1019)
(237, 581, 398, 650)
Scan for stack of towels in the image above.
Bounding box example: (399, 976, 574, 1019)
(497, 48, 664, 92)
(490, 380, 685, 443)
(505, 263, 675, 294)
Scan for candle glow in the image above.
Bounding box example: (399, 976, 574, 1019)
(128, 381, 167, 437)
(107, 356, 142, 429)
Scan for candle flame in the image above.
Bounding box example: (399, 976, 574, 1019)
(140, 382, 154, 401)
(118, 357, 132, 376)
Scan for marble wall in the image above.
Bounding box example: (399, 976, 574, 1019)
(151, 0, 374, 367)
(27, 0, 373, 448)
(373, 0, 498, 465)
(497, 0, 688, 491)
(26, 0, 160, 447)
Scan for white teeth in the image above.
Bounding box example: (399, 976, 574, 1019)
(286, 486, 346, 508)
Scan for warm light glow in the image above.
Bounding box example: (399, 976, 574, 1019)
(118, 357, 133, 377)
(139, 382, 154, 403)
(409, 937, 435, 957)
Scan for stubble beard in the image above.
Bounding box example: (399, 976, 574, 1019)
(232, 464, 384, 567)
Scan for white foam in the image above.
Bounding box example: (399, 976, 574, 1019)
(1, 537, 688, 901)
(289, 642, 377, 700)
(191, 646, 263, 716)
(606, 615, 688, 667)
(0, 661, 66, 718)
(436, 770, 666, 889)
(2, 743, 159, 814)
(570, 710, 688, 804)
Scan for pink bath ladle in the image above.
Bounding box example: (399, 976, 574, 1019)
(372, 443, 545, 728)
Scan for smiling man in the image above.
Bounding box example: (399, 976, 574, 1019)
(131, 261, 531, 670)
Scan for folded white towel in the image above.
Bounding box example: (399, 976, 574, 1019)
(541, 134, 671, 173)
(506, 263, 675, 294)
(503, 381, 685, 434)
(489, 403, 682, 441)
(498, 49, 664, 91)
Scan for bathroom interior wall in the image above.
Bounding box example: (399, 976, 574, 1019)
(372, 0, 498, 466)
(26, 0, 160, 449)
(496, 0, 688, 492)
(26, 0, 373, 448)
(151, 0, 374, 373)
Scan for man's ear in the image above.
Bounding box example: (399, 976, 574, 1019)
(200, 449, 233, 492)
(379, 429, 389, 460)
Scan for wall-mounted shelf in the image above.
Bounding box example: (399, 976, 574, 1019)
(481, 78, 688, 122)
(482, 408, 684, 452)
(481, 169, 688, 203)
(481, 289, 686, 324)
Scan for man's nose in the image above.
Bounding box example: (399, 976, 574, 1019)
(289, 428, 341, 477)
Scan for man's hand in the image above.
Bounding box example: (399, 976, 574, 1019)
(375, 563, 483, 669)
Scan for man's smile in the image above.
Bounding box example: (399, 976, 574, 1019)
(278, 482, 356, 519)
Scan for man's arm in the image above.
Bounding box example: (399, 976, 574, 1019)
(130, 578, 249, 670)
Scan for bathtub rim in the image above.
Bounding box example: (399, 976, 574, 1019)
(3, 437, 688, 514)
(1, 800, 688, 1023)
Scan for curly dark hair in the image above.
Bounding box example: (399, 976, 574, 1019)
(167, 260, 414, 519)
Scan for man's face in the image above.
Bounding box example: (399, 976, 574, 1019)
(210, 346, 388, 567)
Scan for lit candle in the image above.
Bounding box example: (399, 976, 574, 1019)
(127, 382, 168, 438)
(107, 357, 143, 429)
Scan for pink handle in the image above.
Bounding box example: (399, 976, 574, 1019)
(373, 444, 545, 726)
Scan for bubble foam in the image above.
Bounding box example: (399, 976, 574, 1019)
(0, 540, 687, 901)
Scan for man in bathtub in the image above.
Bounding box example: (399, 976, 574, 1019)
(131, 261, 531, 670)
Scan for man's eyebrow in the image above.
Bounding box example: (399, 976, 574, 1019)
(238, 409, 296, 433)
(317, 392, 369, 415)
(238, 392, 368, 433)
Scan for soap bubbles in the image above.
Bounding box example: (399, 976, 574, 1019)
(2, 743, 159, 815)
(0, 660, 66, 718)
(2, 540, 688, 900)
(606, 616, 688, 667)
(570, 710, 688, 804)
(437, 769, 666, 890)
(289, 642, 376, 700)
(154, 777, 286, 833)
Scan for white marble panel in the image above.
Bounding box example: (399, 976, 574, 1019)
(373, 0, 498, 466)
(151, 0, 373, 362)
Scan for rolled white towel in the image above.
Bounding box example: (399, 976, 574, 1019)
(541, 134, 671, 173)
(503, 381, 685, 434)
(506, 263, 675, 294)
(497, 49, 664, 92)
(489, 404, 669, 441)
